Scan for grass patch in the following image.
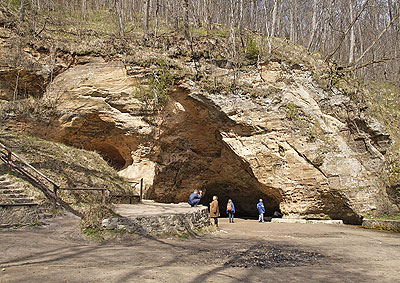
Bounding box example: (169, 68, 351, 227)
(0, 128, 132, 225)
(367, 215, 400, 221)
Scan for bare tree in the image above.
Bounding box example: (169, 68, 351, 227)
(20, 0, 26, 22)
(307, 0, 318, 50)
(81, 0, 87, 20)
(271, 0, 279, 37)
(155, 0, 160, 37)
(183, 0, 191, 44)
(348, 0, 356, 64)
(115, 0, 124, 36)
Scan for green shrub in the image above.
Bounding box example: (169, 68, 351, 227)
(285, 102, 300, 120)
(244, 37, 259, 61)
(135, 62, 174, 108)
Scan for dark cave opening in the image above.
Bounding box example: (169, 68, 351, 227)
(86, 142, 126, 170)
(200, 182, 281, 218)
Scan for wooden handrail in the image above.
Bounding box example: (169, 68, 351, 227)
(56, 187, 107, 205)
(0, 142, 59, 188)
(0, 141, 144, 208)
(0, 142, 82, 217)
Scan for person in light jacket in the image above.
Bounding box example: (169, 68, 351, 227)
(210, 195, 220, 227)
(226, 199, 235, 223)
(257, 199, 265, 223)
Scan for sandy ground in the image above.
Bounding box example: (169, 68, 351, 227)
(0, 216, 400, 283)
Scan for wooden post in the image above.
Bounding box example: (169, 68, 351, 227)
(140, 178, 143, 202)
(53, 185, 58, 208)
(101, 189, 105, 205)
(6, 150, 12, 170)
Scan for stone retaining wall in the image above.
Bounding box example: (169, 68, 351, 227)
(0, 205, 40, 227)
(362, 219, 400, 232)
(102, 206, 211, 236)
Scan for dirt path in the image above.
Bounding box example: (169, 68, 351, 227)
(1, 216, 400, 283)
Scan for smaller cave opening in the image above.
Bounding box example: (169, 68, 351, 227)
(200, 183, 281, 218)
(86, 142, 126, 170)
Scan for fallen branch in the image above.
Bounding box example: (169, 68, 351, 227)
(340, 57, 398, 72)
(34, 17, 49, 37)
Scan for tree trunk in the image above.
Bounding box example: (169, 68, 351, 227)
(263, 0, 272, 54)
(348, 0, 355, 64)
(271, 0, 278, 37)
(206, 0, 212, 31)
(155, 0, 160, 37)
(183, 0, 191, 44)
(81, 0, 86, 20)
(307, 0, 318, 50)
(20, 0, 26, 22)
(144, 0, 150, 40)
(229, 0, 236, 61)
(238, 0, 243, 38)
(289, 0, 296, 42)
(115, 0, 124, 36)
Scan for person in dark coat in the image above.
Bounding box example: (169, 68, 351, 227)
(257, 199, 265, 223)
(210, 195, 220, 227)
(226, 199, 235, 223)
(188, 189, 202, 207)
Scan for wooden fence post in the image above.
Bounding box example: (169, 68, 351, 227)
(140, 178, 143, 202)
(53, 185, 58, 208)
(101, 189, 105, 205)
(7, 150, 12, 169)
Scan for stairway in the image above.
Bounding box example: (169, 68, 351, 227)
(0, 174, 44, 227)
(0, 175, 37, 205)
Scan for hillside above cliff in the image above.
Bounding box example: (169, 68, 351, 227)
(0, 4, 399, 224)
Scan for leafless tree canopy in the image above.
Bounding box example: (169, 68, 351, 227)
(6, 0, 400, 82)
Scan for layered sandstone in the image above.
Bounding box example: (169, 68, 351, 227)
(1, 30, 398, 223)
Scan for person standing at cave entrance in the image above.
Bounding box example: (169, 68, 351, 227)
(226, 199, 235, 223)
(210, 195, 220, 227)
(188, 189, 203, 207)
(257, 199, 265, 223)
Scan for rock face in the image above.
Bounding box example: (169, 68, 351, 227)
(3, 40, 398, 223)
(147, 61, 398, 223)
(41, 61, 159, 186)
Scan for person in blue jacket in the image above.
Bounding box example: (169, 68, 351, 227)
(226, 199, 235, 223)
(257, 199, 265, 223)
(188, 189, 202, 207)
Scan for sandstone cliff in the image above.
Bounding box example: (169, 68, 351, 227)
(0, 26, 398, 223)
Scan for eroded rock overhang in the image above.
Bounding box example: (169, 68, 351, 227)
(5, 59, 398, 224)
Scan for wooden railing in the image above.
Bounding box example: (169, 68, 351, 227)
(0, 142, 83, 217)
(0, 141, 144, 211)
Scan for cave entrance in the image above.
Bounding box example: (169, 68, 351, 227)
(86, 143, 126, 170)
(200, 182, 281, 218)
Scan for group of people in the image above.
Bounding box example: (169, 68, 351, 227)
(188, 189, 266, 227)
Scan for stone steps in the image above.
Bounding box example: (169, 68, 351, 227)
(0, 188, 25, 194)
(0, 176, 55, 226)
(2, 197, 36, 204)
(0, 174, 38, 206)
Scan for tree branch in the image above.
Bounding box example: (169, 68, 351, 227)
(351, 13, 400, 66)
(340, 57, 398, 72)
(325, 0, 369, 62)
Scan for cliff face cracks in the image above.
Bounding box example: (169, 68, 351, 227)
(1, 37, 398, 223)
(147, 86, 282, 216)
